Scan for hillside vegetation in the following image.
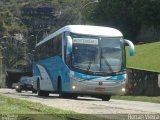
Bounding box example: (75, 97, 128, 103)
(93, 0, 160, 42)
(0, 0, 160, 71)
(126, 41, 160, 72)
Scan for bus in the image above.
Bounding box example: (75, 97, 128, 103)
(33, 25, 134, 101)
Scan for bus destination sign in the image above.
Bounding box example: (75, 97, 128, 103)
(73, 38, 98, 45)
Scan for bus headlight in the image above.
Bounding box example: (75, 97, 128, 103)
(122, 88, 125, 92)
(72, 85, 76, 90)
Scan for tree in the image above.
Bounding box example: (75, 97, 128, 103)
(92, 0, 160, 42)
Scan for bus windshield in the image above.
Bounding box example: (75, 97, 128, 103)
(71, 34, 124, 75)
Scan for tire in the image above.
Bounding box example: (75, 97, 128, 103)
(58, 80, 68, 98)
(58, 81, 63, 98)
(16, 85, 22, 93)
(37, 79, 43, 96)
(101, 95, 111, 101)
(37, 79, 49, 97)
(38, 91, 44, 96)
(38, 90, 49, 96)
(43, 91, 49, 97)
(32, 90, 37, 94)
(72, 95, 78, 99)
(17, 89, 22, 93)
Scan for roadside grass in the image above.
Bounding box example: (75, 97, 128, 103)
(126, 41, 160, 72)
(112, 95, 160, 103)
(0, 95, 104, 120)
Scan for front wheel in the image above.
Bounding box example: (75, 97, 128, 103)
(58, 82, 70, 98)
(16, 89, 22, 93)
(16, 85, 22, 93)
(101, 95, 111, 101)
(58, 82, 65, 98)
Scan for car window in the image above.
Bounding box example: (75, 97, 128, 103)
(20, 77, 33, 84)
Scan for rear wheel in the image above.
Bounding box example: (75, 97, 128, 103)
(37, 80, 49, 96)
(37, 79, 43, 96)
(43, 91, 49, 97)
(72, 95, 78, 99)
(38, 90, 49, 96)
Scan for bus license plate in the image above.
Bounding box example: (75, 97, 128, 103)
(95, 88, 105, 92)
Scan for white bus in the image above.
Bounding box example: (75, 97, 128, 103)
(33, 25, 134, 101)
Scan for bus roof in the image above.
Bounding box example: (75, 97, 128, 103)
(36, 25, 123, 47)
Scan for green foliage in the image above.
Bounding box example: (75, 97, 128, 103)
(93, 0, 160, 42)
(1, 0, 160, 69)
(0, 95, 104, 120)
(126, 41, 160, 72)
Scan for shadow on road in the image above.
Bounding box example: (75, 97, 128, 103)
(11, 90, 102, 101)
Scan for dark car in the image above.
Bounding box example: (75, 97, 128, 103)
(16, 76, 37, 93)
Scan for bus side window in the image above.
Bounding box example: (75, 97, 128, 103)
(57, 35, 62, 57)
(63, 35, 67, 63)
(64, 36, 71, 66)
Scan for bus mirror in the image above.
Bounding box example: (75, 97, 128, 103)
(124, 39, 135, 56)
(66, 36, 72, 54)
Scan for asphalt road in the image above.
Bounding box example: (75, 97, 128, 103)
(0, 89, 159, 119)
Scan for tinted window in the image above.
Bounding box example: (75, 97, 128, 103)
(35, 34, 62, 61)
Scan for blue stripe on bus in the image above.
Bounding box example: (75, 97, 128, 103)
(74, 72, 101, 80)
(106, 74, 125, 80)
(34, 56, 71, 92)
(74, 72, 125, 81)
(33, 63, 42, 77)
(37, 63, 55, 86)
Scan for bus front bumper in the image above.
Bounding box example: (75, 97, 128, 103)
(70, 79, 126, 95)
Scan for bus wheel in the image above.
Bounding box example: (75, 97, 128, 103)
(58, 79, 69, 98)
(101, 95, 111, 101)
(72, 95, 78, 99)
(58, 81, 64, 98)
(37, 79, 43, 96)
(44, 91, 49, 97)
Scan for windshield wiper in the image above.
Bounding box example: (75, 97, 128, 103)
(100, 48, 113, 72)
(101, 55, 113, 72)
(86, 59, 93, 71)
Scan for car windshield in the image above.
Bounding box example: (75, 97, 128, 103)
(20, 77, 32, 84)
(71, 34, 123, 74)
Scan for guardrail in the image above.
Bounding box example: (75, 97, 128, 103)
(126, 67, 160, 96)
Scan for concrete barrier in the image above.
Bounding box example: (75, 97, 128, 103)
(126, 68, 160, 96)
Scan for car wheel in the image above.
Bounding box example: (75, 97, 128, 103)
(101, 95, 111, 101)
(32, 90, 37, 93)
(15, 85, 21, 93)
(17, 89, 22, 93)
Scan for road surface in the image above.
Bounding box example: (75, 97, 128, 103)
(0, 89, 159, 119)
